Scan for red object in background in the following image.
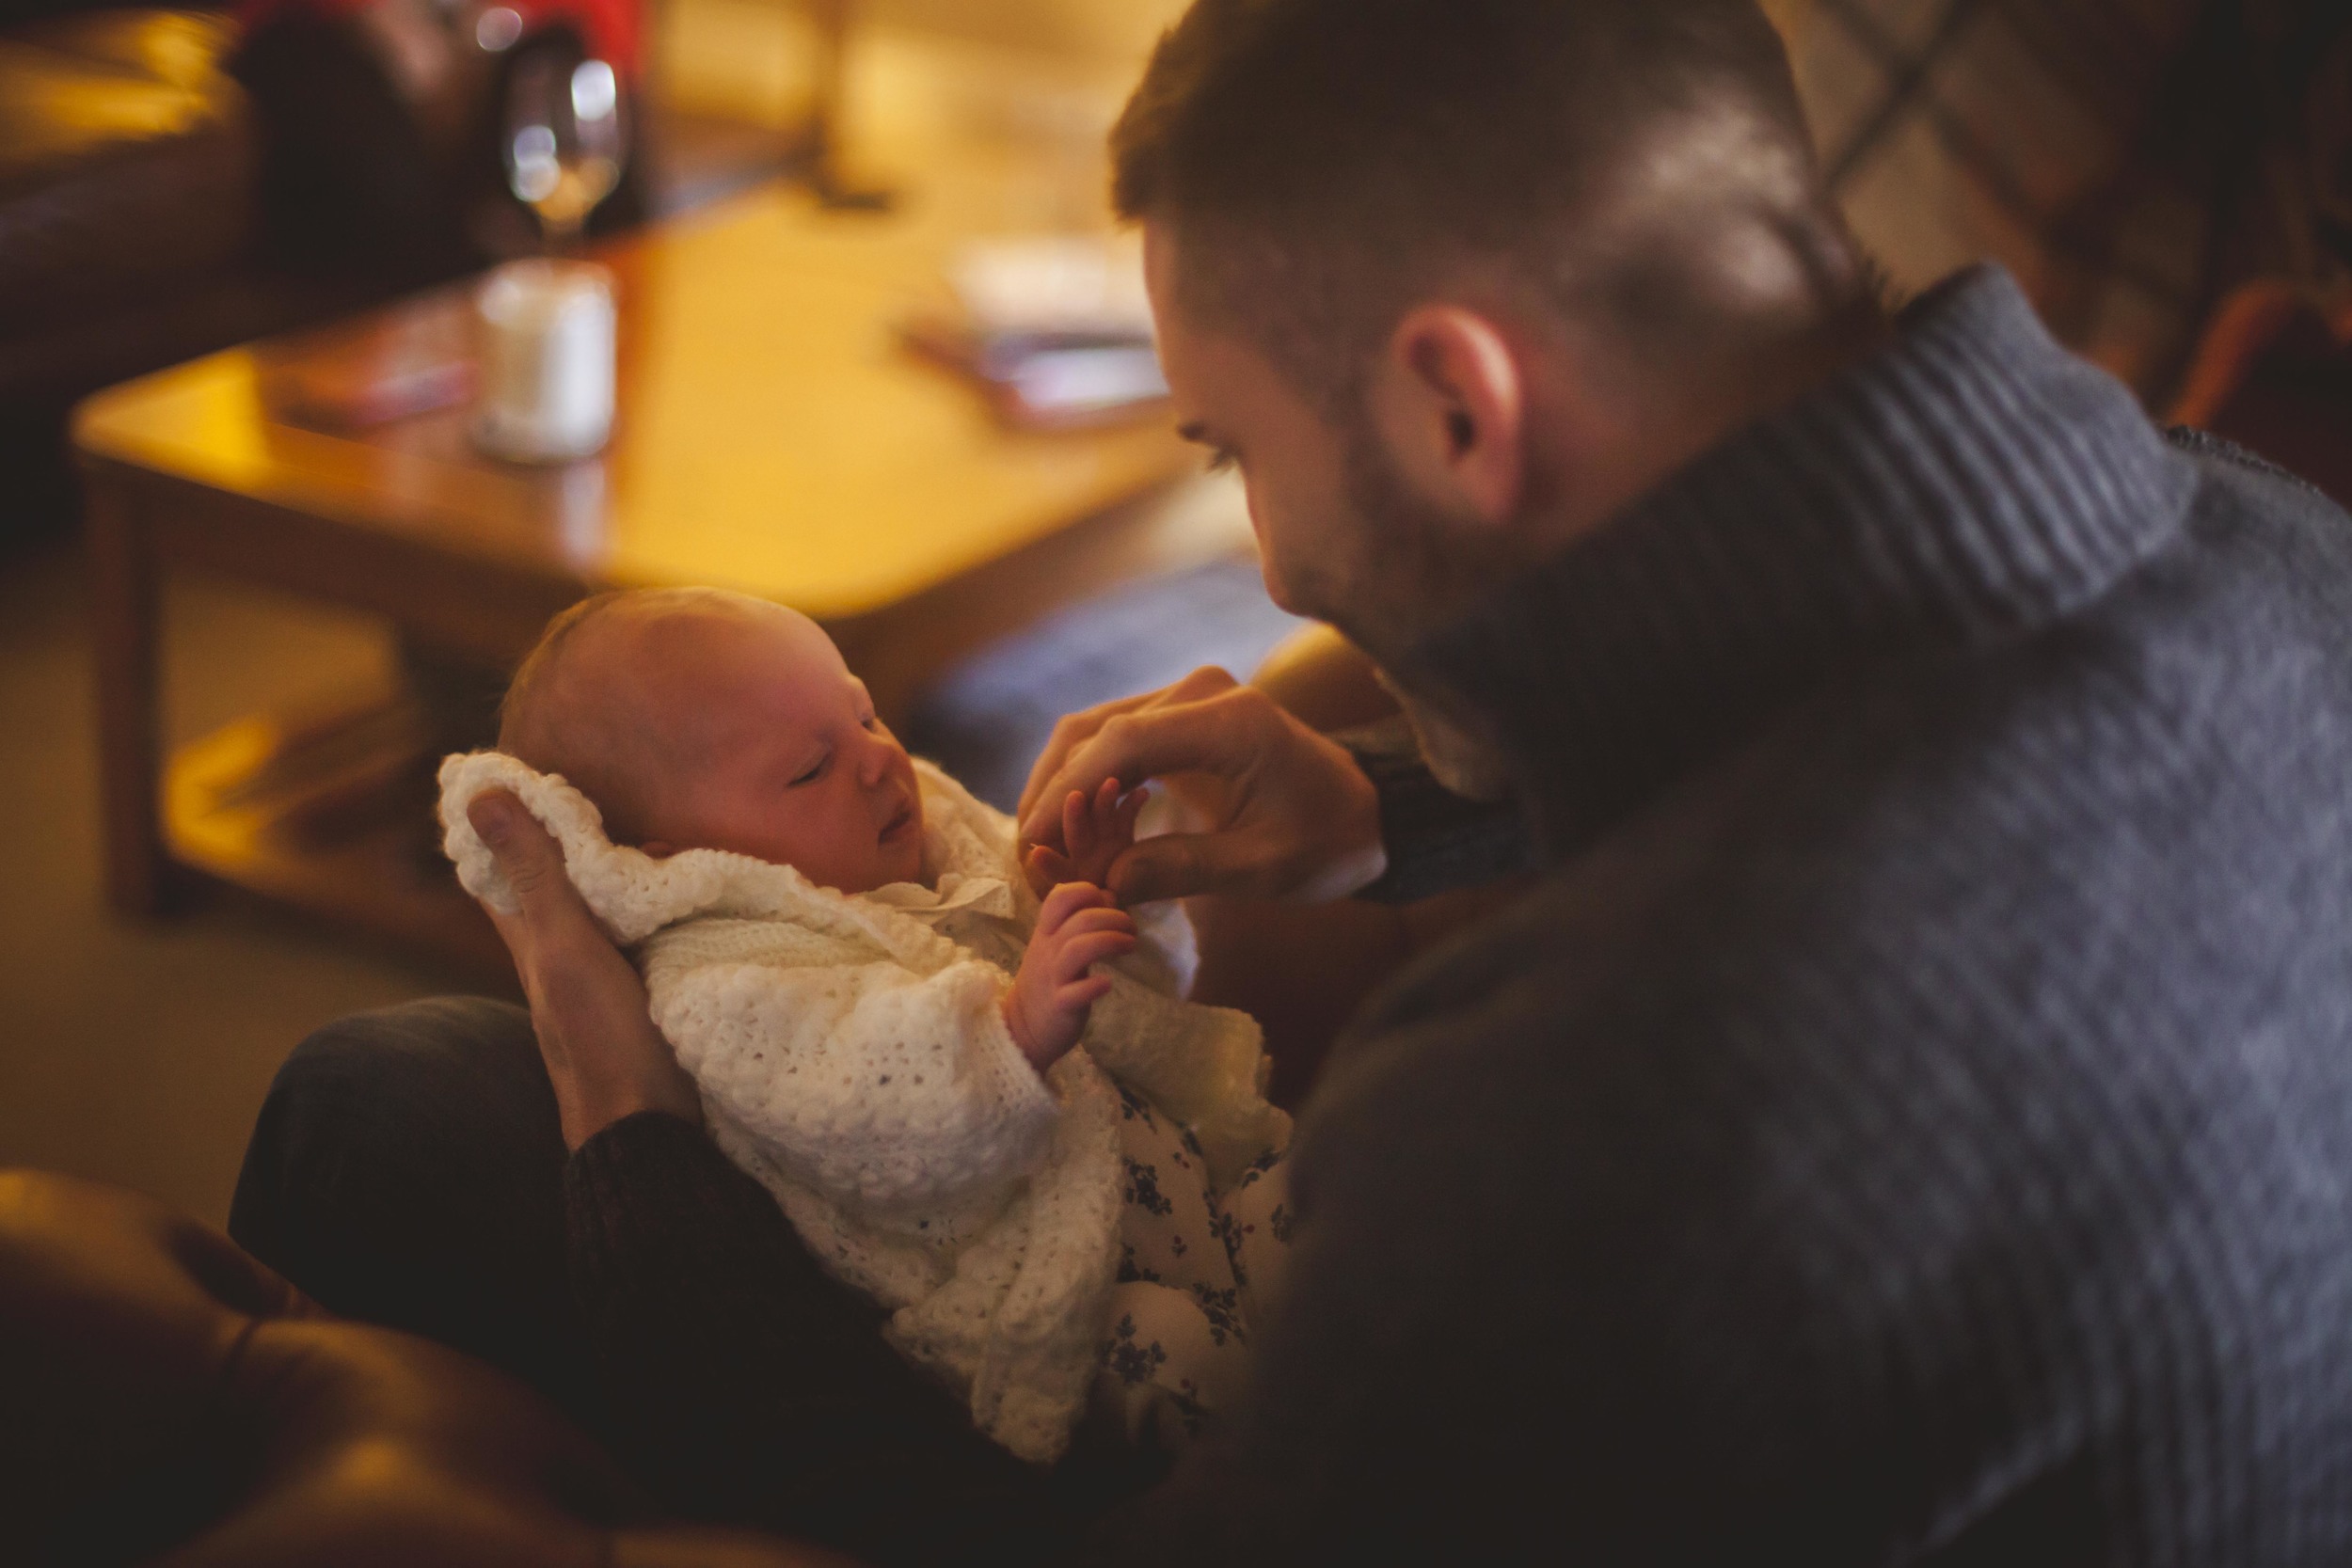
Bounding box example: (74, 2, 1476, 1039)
(262, 305, 479, 432)
(236, 0, 644, 80)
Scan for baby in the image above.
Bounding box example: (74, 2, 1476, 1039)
(438, 587, 1292, 1465)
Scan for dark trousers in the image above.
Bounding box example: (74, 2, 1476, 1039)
(228, 997, 608, 1434)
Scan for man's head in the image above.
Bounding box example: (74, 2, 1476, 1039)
(499, 589, 926, 895)
(1115, 0, 1882, 679)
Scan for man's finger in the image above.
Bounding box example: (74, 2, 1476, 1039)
(1153, 665, 1243, 704)
(1017, 698, 1254, 848)
(1090, 778, 1125, 847)
(1105, 828, 1279, 906)
(1113, 788, 1148, 842)
(1017, 689, 1167, 824)
(1014, 668, 1242, 825)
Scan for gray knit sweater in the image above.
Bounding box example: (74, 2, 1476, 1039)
(566, 265, 2352, 1563)
(1130, 264, 2352, 1562)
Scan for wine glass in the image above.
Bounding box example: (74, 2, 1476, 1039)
(503, 50, 628, 252)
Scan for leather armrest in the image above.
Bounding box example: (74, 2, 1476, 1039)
(0, 1171, 857, 1567)
(0, 11, 256, 334)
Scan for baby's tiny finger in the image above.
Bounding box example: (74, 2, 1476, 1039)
(1056, 930, 1137, 982)
(1038, 879, 1102, 930)
(1057, 975, 1116, 1011)
(1057, 906, 1135, 941)
(1097, 780, 1131, 844)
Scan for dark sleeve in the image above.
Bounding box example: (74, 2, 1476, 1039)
(1337, 718, 1533, 904)
(564, 1112, 1087, 1566)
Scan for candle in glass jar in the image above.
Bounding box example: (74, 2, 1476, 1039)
(474, 260, 616, 463)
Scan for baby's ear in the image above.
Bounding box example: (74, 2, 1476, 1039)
(641, 840, 677, 861)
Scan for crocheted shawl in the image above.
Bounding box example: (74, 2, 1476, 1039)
(438, 750, 1285, 1463)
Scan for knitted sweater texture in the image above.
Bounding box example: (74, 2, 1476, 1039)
(440, 753, 1283, 1463)
(556, 265, 2352, 1564)
(1133, 266, 2352, 1562)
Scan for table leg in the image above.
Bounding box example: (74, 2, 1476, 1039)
(86, 474, 170, 916)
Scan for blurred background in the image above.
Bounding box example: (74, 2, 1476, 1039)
(1, 0, 2347, 1227)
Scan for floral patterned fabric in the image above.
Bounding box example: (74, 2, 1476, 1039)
(1089, 1083, 1292, 1454)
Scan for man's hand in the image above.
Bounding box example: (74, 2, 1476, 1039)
(468, 790, 703, 1150)
(1024, 777, 1148, 900)
(1016, 667, 1386, 906)
(1003, 882, 1138, 1071)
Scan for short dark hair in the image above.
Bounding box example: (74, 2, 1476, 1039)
(1112, 0, 1831, 399)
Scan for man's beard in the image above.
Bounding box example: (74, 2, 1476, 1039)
(1376, 669, 1518, 802)
(1286, 421, 1519, 804)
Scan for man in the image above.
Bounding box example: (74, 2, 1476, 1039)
(232, 1, 2352, 1562)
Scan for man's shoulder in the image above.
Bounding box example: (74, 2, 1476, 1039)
(1300, 577, 2352, 1428)
(2164, 425, 2346, 517)
(1327, 470, 2352, 1199)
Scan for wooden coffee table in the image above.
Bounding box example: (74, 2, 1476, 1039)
(74, 185, 1209, 977)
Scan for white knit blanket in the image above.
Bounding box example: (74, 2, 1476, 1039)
(437, 750, 1288, 1463)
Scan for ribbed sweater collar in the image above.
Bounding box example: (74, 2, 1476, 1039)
(1403, 265, 2197, 862)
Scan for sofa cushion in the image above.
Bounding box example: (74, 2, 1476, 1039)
(0, 9, 255, 336)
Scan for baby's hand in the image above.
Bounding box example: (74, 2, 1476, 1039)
(1003, 882, 1138, 1071)
(1025, 778, 1148, 901)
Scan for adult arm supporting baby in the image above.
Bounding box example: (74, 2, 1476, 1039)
(471, 793, 1107, 1561)
(566, 1111, 1091, 1564)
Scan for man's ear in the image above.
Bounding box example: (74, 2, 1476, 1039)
(1367, 305, 1528, 526)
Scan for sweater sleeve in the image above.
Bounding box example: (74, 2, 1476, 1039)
(564, 1111, 1089, 1565)
(653, 956, 1057, 1212)
(1336, 718, 1534, 904)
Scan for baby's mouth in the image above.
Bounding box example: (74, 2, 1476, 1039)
(880, 798, 917, 844)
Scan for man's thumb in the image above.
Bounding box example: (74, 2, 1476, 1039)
(469, 790, 518, 848)
(469, 792, 556, 897)
(1108, 835, 1216, 906)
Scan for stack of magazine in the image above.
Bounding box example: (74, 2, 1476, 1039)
(904, 236, 1169, 429)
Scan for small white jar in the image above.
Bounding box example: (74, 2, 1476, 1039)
(474, 260, 617, 463)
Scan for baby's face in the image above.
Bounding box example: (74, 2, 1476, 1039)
(620, 604, 926, 895)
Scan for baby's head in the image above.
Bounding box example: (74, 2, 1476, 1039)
(500, 588, 927, 894)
